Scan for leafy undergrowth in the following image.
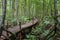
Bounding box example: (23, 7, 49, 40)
(5, 16, 32, 26)
(5, 16, 60, 40)
(22, 16, 60, 40)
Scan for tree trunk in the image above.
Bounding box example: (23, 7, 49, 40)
(54, 0, 58, 34)
(15, 0, 19, 25)
(0, 0, 7, 36)
(54, 0, 58, 40)
(12, 0, 15, 19)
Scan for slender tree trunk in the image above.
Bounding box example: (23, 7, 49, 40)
(54, 0, 58, 36)
(24, 0, 26, 16)
(43, 0, 46, 19)
(15, 0, 19, 25)
(54, 0, 58, 31)
(12, 0, 15, 19)
(28, 0, 31, 19)
(2, 0, 7, 27)
(0, 0, 7, 36)
(9, 0, 12, 19)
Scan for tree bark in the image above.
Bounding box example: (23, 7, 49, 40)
(54, 0, 58, 34)
(0, 0, 7, 36)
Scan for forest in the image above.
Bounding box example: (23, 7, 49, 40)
(0, 0, 60, 40)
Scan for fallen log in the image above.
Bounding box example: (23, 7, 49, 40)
(1, 18, 38, 40)
(8, 18, 38, 34)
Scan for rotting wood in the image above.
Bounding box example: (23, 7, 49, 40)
(7, 18, 38, 34)
(0, 18, 38, 40)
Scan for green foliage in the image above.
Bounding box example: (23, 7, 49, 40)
(0, 0, 60, 40)
(26, 35, 36, 40)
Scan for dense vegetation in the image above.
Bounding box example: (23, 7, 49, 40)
(0, 0, 60, 40)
